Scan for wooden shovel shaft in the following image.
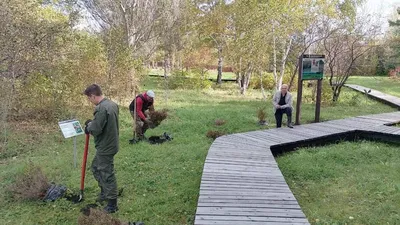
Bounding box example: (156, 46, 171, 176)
(80, 134, 90, 191)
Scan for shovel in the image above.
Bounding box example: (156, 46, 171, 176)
(78, 133, 90, 202)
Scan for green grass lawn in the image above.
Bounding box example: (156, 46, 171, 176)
(277, 141, 400, 224)
(0, 77, 397, 225)
(347, 76, 400, 98)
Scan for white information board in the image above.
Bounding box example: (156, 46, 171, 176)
(58, 119, 84, 138)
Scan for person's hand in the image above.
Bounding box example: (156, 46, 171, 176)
(275, 105, 280, 109)
(144, 118, 153, 125)
(145, 118, 155, 128)
(84, 119, 92, 126)
(84, 125, 90, 134)
(84, 119, 92, 134)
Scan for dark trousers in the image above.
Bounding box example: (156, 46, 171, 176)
(91, 153, 118, 200)
(130, 111, 149, 139)
(275, 107, 292, 128)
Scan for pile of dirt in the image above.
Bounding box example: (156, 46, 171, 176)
(206, 130, 226, 140)
(78, 207, 123, 225)
(9, 163, 50, 201)
(78, 205, 144, 225)
(149, 109, 168, 127)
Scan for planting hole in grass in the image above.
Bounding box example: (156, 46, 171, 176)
(277, 140, 400, 225)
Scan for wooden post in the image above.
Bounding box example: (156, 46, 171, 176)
(133, 90, 137, 139)
(315, 79, 322, 122)
(295, 56, 303, 125)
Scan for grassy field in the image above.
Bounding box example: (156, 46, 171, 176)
(148, 68, 236, 80)
(347, 76, 400, 98)
(0, 77, 397, 225)
(277, 141, 400, 224)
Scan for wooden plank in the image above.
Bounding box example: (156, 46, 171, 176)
(199, 198, 299, 207)
(205, 159, 274, 165)
(201, 178, 288, 185)
(198, 195, 296, 201)
(197, 203, 301, 210)
(200, 180, 288, 186)
(263, 129, 312, 141)
(200, 186, 292, 192)
(195, 221, 309, 225)
(203, 163, 278, 171)
(195, 215, 309, 223)
(205, 159, 276, 166)
(196, 207, 306, 217)
(215, 136, 268, 148)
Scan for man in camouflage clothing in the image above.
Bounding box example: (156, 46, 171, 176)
(83, 84, 119, 213)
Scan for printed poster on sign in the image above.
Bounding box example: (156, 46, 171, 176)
(302, 54, 325, 80)
(58, 120, 84, 138)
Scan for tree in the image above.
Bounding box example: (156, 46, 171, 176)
(196, 0, 230, 85)
(323, 13, 381, 101)
(379, 7, 400, 75)
(82, 0, 163, 55)
(0, 0, 79, 149)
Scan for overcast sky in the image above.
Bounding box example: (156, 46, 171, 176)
(365, 0, 400, 18)
(361, 0, 400, 32)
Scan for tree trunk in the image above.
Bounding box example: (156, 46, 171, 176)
(278, 37, 293, 89)
(239, 71, 245, 94)
(163, 52, 170, 79)
(240, 63, 252, 95)
(260, 71, 267, 101)
(272, 34, 278, 90)
(216, 46, 223, 85)
(288, 64, 299, 91)
(332, 85, 343, 102)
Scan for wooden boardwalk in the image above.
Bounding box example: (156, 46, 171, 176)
(195, 111, 400, 225)
(345, 84, 400, 109)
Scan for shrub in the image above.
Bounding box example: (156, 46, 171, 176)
(249, 72, 275, 90)
(9, 163, 50, 201)
(249, 71, 298, 91)
(257, 107, 267, 122)
(206, 130, 226, 140)
(149, 109, 168, 127)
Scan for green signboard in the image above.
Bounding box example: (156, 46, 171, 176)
(302, 54, 325, 80)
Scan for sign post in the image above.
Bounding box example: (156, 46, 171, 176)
(295, 54, 325, 124)
(58, 119, 84, 167)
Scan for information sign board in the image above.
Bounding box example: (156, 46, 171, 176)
(58, 120, 84, 138)
(302, 54, 325, 80)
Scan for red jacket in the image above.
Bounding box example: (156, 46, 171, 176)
(136, 92, 154, 121)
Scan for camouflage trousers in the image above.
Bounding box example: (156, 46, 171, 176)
(131, 111, 149, 139)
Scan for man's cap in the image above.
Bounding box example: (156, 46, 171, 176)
(147, 90, 155, 98)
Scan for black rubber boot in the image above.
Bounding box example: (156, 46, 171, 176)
(104, 199, 118, 213)
(287, 116, 294, 128)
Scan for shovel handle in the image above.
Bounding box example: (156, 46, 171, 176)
(80, 134, 90, 191)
